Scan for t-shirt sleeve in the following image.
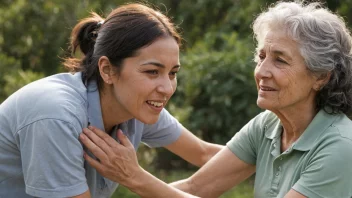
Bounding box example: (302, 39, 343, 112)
(142, 108, 182, 148)
(226, 112, 267, 165)
(292, 137, 352, 197)
(16, 119, 88, 197)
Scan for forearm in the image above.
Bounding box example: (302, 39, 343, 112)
(165, 128, 225, 168)
(200, 143, 224, 166)
(126, 168, 199, 198)
(170, 178, 195, 195)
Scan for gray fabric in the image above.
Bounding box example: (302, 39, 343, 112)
(0, 72, 182, 198)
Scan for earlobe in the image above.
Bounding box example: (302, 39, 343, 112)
(98, 56, 113, 84)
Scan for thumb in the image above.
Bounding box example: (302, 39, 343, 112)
(117, 129, 134, 149)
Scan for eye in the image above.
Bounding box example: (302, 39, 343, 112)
(256, 52, 266, 63)
(169, 70, 178, 79)
(146, 70, 159, 75)
(277, 58, 288, 64)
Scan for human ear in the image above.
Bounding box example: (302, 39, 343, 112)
(313, 72, 331, 91)
(98, 56, 113, 84)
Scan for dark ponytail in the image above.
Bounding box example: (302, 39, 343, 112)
(64, 12, 104, 73)
(64, 4, 181, 89)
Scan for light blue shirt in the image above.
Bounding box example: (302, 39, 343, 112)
(0, 72, 182, 198)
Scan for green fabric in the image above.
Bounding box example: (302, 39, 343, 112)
(226, 109, 352, 198)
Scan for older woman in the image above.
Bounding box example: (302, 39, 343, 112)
(80, 1, 352, 198)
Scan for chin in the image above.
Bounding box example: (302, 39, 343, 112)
(257, 99, 272, 110)
(139, 115, 160, 124)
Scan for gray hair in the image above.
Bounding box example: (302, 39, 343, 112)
(253, 1, 352, 115)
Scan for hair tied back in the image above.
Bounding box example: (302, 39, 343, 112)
(89, 20, 105, 41)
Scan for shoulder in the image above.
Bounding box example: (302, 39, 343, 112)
(309, 114, 352, 164)
(317, 113, 352, 149)
(2, 73, 88, 131)
(242, 110, 279, 135)
(331, 113, 352, 140)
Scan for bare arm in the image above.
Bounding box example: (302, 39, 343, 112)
(284, 190, 307, 198)
(80, 126, 255, 198)
(165, 126, 224, 167)
(171, 146, 256, 197)
(80, 126, 197, 198)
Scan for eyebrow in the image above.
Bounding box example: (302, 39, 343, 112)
(259, 48, 292, 61)
(141, 62, 181, 69)
(273, 50, 292, 61)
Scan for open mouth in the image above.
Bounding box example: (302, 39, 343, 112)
(146, 101, 164, 108)
(260, 86, 276, 91)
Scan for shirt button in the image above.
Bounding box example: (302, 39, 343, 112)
(275, 172, 280, 176)
(278, 166, 281, 171)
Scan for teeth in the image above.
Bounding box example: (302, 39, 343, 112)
(148, 101, 163, 107)
(261, 87, 275, 91)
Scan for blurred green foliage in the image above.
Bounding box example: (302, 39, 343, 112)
(1, 0, 352, 197)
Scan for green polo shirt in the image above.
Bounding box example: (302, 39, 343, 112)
(227, 109, 352, 198)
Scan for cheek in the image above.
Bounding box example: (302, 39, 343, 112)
(277, 69, 295, 88)
(172, 79, 177, 92)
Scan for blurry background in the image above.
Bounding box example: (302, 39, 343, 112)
(0, 0, 351, 197)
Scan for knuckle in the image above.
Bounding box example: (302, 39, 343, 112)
(102, 136, 111, 143)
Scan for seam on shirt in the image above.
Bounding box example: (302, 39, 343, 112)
(292, 183, 324, 198)
(26, 180, 88, 197)
(333, 125, 352, 142)
(146, 121, 183, 148)
(26, 180, 87, 192)
(15, 117, 83, 138)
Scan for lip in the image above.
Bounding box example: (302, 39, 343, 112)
(146, 100, 165, 113)
(259, 85, 277, 91)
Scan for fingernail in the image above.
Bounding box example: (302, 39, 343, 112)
(80, 133, 85, 140)
(88, 125, 93, 130)
(83, 128, 88, 133)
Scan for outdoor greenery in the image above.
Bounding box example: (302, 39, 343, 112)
(1, 0, 352, 197)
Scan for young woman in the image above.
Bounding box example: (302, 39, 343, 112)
(80, 1, 352, 198)
(0, 4, 222, 198)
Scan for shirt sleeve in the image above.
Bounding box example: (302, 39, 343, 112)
(226, 112, 267, 165)
(16, 119, 88, 197)
(142, 108, 182, 148)
(292, 137, 352, 197)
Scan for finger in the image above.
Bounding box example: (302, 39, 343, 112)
(117, 129, 134, 149)
(79, 132, 109, 161)
(83, 128, 117, 156)
(88, 125, 121, 148)
(83, 151, 106, 173)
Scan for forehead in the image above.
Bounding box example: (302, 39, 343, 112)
(120, 36, 180, 71)
(258, 30, 300, 58)
(136, 37, 179, 60)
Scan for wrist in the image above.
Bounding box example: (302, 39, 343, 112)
(124, 166, 148, 192)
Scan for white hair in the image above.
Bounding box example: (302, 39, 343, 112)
(253, 1, 352, 114)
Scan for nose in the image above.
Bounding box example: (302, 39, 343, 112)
(156, 76, 175, 97)
(254, 57, 273, 79)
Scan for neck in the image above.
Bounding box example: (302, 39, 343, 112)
(272, 102, 317, 150)
(99, 87, 132, 132)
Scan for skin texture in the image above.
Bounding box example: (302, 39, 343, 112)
(99, 36, 180, 132)
(76, 36, 223, 198)
(79, 29, 330, 198)
(255, 29, 328, 151)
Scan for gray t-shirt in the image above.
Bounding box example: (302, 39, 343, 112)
(0, 72, 182, 198)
